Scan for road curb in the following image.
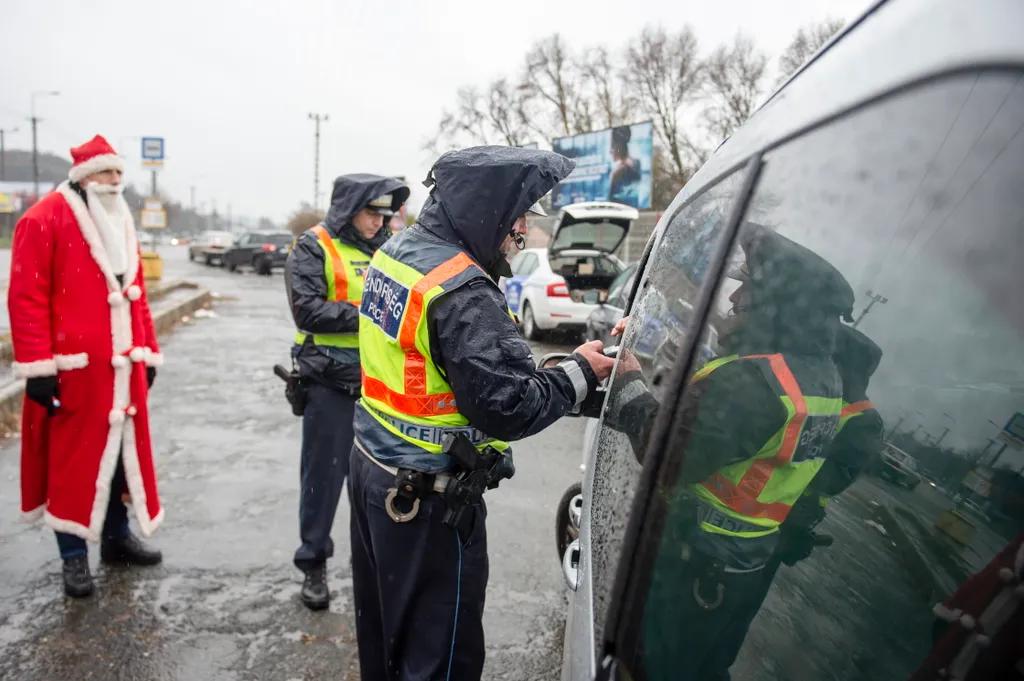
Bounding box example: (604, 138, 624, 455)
(0, 287, 214, 438)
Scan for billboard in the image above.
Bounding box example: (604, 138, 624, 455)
(551, 121, 653, 210)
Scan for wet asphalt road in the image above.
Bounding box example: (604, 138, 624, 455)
(0, 246, 584, 681)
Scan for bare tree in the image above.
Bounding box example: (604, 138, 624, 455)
(286, 205, 326, 237)
(486, 78, 533, 146)
(579, 46, 635, 129)
(522, 34, 588, 137)
(777, 18, 845, 85)
(703, 33, 769, 144)
(625, 25, 706, 204)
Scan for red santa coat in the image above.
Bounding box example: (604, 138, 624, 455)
(9, 181, 164, 542)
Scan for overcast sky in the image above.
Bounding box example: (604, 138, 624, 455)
(1, 0, 873, 223)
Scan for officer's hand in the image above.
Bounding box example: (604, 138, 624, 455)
(611, 316, 630, 337)
(573, 340, 616, 381)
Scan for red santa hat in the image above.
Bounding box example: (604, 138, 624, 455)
(68, 135, 125, 184)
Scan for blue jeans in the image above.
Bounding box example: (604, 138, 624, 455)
(55, 457, 130, 560)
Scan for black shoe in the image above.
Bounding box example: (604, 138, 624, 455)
(301, 562, 330, 611)
(63, 555, 94, 598)
(100, 534, 163, 566)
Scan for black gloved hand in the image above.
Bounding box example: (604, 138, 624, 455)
(146, 367, 157, 389)
(777, 527, 833, 566)
(25, 376, 59, 415)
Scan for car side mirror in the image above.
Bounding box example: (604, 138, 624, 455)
(582, 290, 600, 305)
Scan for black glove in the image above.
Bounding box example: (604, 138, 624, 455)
(777, 526, 834, 566)
(25, 376, 59, 415)
(147, 367, 157, 389)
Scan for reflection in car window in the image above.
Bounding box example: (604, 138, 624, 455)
(585, 169, 744, 650)
(629, 71, 1024, 681)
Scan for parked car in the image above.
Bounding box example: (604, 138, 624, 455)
(501, 247, 622, 341)
(188, 230, 234, 266)
(501, 202, 636, 340)
(222, 232, 293, 275)
(546, 1, 1020, 679)
(878, 443, 921, 490)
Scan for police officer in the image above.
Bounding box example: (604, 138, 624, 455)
(348, 146, 616, 679)
(285, 174, 410, 610)
(612, 226, 856, 681)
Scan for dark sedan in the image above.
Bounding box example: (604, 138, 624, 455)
(223, 232, 294, 275)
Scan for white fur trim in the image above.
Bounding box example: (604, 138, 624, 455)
(111, 355, 129, 368)
(126, 285, 142, 302)
(54, 353, 89, 371)
(959, 614, 976, 629)
(68, 153, 124, 184)
(21, 506, 44, 523)
(43, 511, 99, 543)
(126, 405, 137, 417)
(59, 183, 121, 294)
(109, 409, 125, 425)
(12, 358, 57, 379)
(934, 603, 963, 622)
(122, 417, 162, 537)
(144, 349, 164, 367)
(129, 347, 145, 362)
(108, 291, 124, 306)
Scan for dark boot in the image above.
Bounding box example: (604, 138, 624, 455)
(63, 555, 94, 598)
(100, 534, 163, 566)
(301, 562, 330, 611)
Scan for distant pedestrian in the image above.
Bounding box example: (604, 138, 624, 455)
(8, 135, 164, 598)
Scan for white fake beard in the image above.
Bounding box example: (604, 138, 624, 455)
(85, 182, 127, 223)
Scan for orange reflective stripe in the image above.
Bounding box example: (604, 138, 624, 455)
(362, 370, 459, 417)
(702, 353, 806, 522)
(398, 253, 479, 395)
(311, 225, 349, 301)
(841, 400, 873, 419)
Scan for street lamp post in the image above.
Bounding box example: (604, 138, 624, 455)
(30, 91, 60, 200)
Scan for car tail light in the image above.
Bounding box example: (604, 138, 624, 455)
(546, 282, 569, 297)
(262, 244, 277, 252)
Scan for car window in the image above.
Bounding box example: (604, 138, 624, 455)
(585, 169, 745, 650)
(606, 265, 637, 308)
(616, 70, 1024, 681)
(508, 251, 527, 275)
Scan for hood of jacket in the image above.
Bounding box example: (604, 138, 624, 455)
(417, 146, 575, 278)
(731, 226, 855, 358)
(323, 174, 410, 255)
(834, 325, 883, 401)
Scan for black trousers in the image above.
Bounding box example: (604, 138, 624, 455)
(293, 382, 358, 571)
(349, 445, 488, 681)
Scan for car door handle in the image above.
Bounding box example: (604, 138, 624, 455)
(562, 538, 580, 591)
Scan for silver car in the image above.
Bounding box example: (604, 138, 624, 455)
(551, 1, 1023, 679)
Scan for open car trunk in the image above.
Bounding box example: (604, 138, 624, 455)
(548, 202, 639, 297)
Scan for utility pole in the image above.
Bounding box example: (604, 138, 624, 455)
(308, 113, 329, 210)
(852, 289, 888, 329)
(0, 126, 17, 181)
(190, 186, 196, 211)
(30, 91, 60, 201)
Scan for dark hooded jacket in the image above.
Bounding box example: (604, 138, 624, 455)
(805, 325, 884, 497)
(380, 146, 593, 444)
(286, 174, 409, 391)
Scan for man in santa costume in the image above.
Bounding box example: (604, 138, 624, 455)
(8, 135, 164, 598)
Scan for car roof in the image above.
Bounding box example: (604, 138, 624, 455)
(560, 202, 640, 221)
(674, 0, 1024, 210)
